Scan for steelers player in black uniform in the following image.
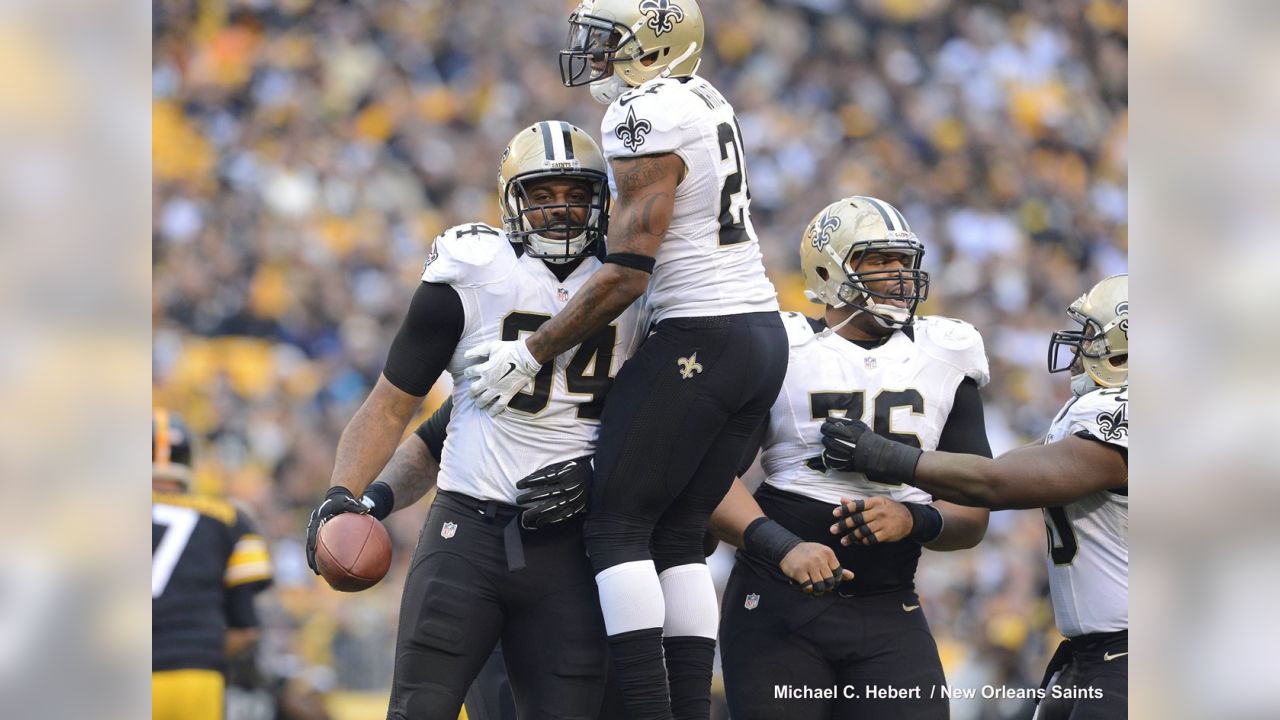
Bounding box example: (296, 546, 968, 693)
(152, 408, 273, 720)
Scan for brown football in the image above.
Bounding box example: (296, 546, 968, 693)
(315, 513, 392, 592)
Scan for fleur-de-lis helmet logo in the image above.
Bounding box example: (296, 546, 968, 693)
(1115, 301, 1129, 338)
(640, 0, 686, 37)
(614, 106, 653, 152)
(810, 212, 841, 249)
(1095, 403, 1128, 442)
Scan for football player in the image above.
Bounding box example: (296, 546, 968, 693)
(332, 398, 623, 720)
(817, 274, 1129, 719)
(707, 196, 992, 719)
(467, 3, 788, 717)
(306, 122, 645, 720)
(152, 408, 273, 720)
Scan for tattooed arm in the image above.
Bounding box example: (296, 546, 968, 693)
(370, 433, 440, 514)
(524, 153, 683, 364)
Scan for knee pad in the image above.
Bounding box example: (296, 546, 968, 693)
(583, 514, 653, 573)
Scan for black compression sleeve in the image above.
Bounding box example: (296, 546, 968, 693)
(937, 378, 993, 458)
(382, 283, 464, 396)
(414, 397, 454, 462)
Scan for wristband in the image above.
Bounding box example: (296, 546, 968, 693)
(361, 481, 395, 521)
(742, 517, 803, 567)
(856, 432, 924, 484)
(904, 502, 944, 544)
(602, 252, 656, 274)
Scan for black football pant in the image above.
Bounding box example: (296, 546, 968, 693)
(387, 491, 609, 720)
(1034, 630, 1128, 720)
(583, 311, 788, 720)
(585, 311, 789, 573)
(462, 645, 516, 720)
(720, 562, 948, 720)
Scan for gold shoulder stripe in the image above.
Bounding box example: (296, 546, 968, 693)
(152, 493, 236, 525)
(225, 560, 273, 587)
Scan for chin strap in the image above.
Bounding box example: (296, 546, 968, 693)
(659, 43, 699, 79)
(817, 307, 860, 340)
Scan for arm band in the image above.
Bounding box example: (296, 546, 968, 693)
(742, 517, 803, 568)
(904, 502, 944, 544)
(602, 252, 656, 274)
(361, 481, 395, 521)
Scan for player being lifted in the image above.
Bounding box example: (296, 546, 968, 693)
(305, 122, 644, 720)
(818, 274, 1129, 719)
(709, 196, 992, 719)
(152, 408, 273, 720)
(468, 2, 787, 717)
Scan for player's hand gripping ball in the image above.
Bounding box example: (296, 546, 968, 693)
(315, 513, 392, 592)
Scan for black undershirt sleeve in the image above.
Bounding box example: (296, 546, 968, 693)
(382, 282, 464, 396)
(414, 397, 454, 462)
(936, 377, 993, 458)
(1074, 430, 1129, 466)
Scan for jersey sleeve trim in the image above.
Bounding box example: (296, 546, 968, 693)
(1073, 429, 1129, 467)
(224, 534, 272, 587)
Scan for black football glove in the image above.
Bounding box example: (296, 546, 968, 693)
(817, 417, 870, 472)
(305, 485, 368, 574)
(808, 418, 923, 485)
(515, 455, 592, 530)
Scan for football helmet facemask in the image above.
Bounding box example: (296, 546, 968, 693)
(798, 195, 930, 329)
(560, 0, 705, 105)
(1048, 273, 1128, 389)
(498, 121, 610, 264)
(153, 407, 194, 488)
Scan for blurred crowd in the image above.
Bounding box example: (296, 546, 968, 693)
(152, 0, 1126, 717)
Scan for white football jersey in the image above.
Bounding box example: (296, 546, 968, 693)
(760, 312, 990, 506)
(421, 223, 646, 504)
(601, 76, 779, 324)
(1042, 385, 1129, 637)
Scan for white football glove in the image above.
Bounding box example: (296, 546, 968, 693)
(464, 339, 542, 416)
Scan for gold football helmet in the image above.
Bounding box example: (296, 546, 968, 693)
(498, 121, 610, 263)
(560, 0, 705, 104)
(1048, 274, 1128, 388)
(153, 407, 194, 488)
(798, 195, 930, 328)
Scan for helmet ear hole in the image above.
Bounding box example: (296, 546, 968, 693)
(1108, 354, 1127, 368)
(816, 267, 829, 282)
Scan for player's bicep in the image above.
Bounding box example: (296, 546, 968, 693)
(608, 153, 682, 256)
(383, 282, 464, 396)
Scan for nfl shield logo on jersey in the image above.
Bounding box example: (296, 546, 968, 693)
(557, 287, 569, 302)
(744, 593, 760, 610)
(864, 356, 877, 370)
(441, 521, 458, 539)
